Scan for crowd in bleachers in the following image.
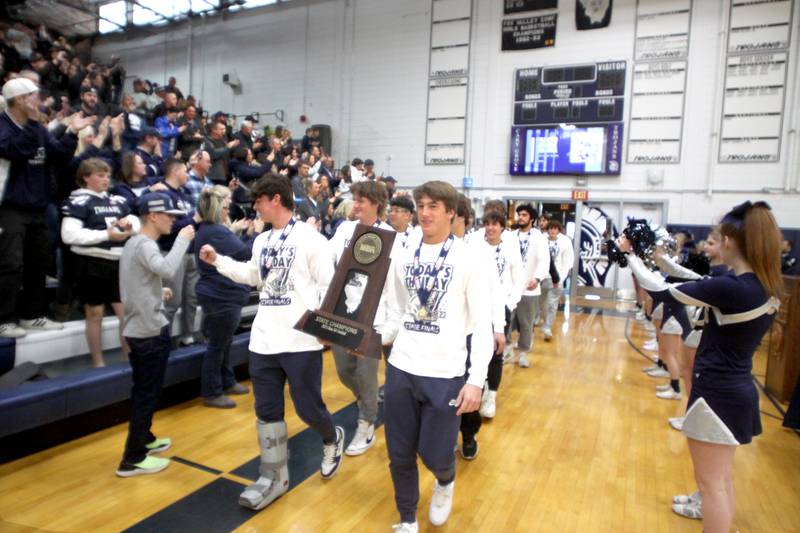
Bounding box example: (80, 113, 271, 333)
(0, 21, 402, 372)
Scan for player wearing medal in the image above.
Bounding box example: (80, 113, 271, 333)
(199, 174, 344, 511)
(511, 203, 549, 366)
(452, 194, 506, 460)
(382, 181, 493, 532)
(328, 180, 395, 456)
(477, 211, 523, 418)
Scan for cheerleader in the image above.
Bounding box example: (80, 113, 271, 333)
(620, 202, 783, 533)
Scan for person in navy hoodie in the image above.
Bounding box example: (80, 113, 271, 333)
(133, 126, 164, 178)
(194, 187, 254, 408)
(157, 158, 199, 346)
(0, 77, 93, 338)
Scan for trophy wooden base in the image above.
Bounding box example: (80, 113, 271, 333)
(295, 309, 382, 359)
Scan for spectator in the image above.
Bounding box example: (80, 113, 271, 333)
(202, 121, 239, 185)
(0, 77, 92, 338)
(350, 157, 365, 182)
(331, 198, 354, 233)
(363, 158, 376, 180)
(381, 176, 397, 200)
(120, 92, 145, 149)
(61, 158, 140, 367)
(154, 107, 183, 158)
(157, 159, 200, 346)
(177, 104, 203, 158)
(116, 192, 195, 477)
(296, 178, 322, 223)
(194, 188, 252, 408)
(112, 151, 165, 210)
(337, 164, 353, 200)
(291, 159, 312, 200)
(73, 86, 106, 118)
(234, 119, 264, 155)
(185, 150, 214, 206)
(388, 195, 414, 234)
(131, 78, 153, 112)
(134, 126, 164, 177)
(782, 239, 798, 275)
(167, 76, 184, 100)
(151, 87, 177, 122)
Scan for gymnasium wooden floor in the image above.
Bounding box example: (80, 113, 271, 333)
(1, 304, 798, 532)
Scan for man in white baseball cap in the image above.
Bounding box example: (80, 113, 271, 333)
(2, 77, 39, 101)
(0, 76, 93, 338)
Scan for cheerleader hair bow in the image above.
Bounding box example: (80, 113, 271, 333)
(721, 201, 771, 230)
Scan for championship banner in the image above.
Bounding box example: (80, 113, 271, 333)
(502, 13, 557, 51)
(504, 0, 558, 15)
(576, 0, 612, 30)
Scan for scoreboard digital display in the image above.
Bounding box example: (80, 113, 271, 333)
(513, 61, 627, 126)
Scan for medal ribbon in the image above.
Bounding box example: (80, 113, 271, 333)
(262, 218, 296, 278)
(412, 234, 454, 312)
(517, 229, 530, 260)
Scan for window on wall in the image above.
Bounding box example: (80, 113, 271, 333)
(98, 0, 282, 34)
(98, 1, 127, 34)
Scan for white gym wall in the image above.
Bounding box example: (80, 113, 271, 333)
(92, 0, 800, 227)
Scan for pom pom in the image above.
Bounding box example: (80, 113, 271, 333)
(606, 239, 628, 267)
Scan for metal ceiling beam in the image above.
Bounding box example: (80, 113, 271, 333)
(56, 0, 126, 29)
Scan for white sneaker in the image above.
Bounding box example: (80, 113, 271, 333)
(502, 345, 515, 363)
(672, 500, 702, 520)
(635, 310, 646, 321)
(542, 328, 552, 341)
(0, 322, 27, 338)
(656, 388, 681, 400)
(673, 491, 701, 505)
(392, 522, 419, 533)
(20, 317, 63, 331)
(518, 352, 530, 368)
(641, 363, 660, 373)
(320, 426, 344, 479)
(643, 339, 659, 351)
(669, 417, 685, 431)
(179, 335, 195, 346)
(345, 419, 376, 456)
(656, 384, 673, 392)
(646, 367, 670, 378)
(479, 390, 496, 418)
(428, 480, 454, 526)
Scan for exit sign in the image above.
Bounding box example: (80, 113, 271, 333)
(571, 189, 589, 201)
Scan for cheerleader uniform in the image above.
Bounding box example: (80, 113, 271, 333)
(628, 255, 779, 444)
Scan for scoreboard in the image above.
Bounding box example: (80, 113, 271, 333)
(513, 61, 627, 125)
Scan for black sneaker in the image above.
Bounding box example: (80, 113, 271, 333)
(460, 438, 478, 460)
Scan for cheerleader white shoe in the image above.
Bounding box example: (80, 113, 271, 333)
(669, 417, 685, 431)
(672, 501, 702, 520)
(672, 491, 700, 505)
(646, 367, 670, 378)
(656, 384, 672, 392)
(656, 389, 681, 400)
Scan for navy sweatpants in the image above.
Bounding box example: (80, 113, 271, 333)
(249, 350, 337, 443)
(384, 363, 464, 523)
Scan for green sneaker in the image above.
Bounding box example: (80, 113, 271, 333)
(146, 437, 172, 454)
(116, 455, 170, 477)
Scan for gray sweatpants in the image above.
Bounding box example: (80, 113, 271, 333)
(384, 363, 464, 524)
(539, 278, 562, 330)
(163, 254, 199, 339)
(515, 294, 540, 351)
(332, 344, 379, 424)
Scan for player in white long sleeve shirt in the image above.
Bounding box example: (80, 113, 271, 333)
(381, 181, 493, 531)
(512, 204, 550, 366)
(476, 210, 524, 418)
(453, 194, 505, 460)
(327, 180, 394, 456)
(540, 220, 574, 340)
(198, 175, 344, 512)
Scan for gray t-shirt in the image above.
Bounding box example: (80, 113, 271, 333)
(120, 234, 191, 338)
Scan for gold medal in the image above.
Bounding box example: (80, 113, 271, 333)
(417, 307, 429, 320)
